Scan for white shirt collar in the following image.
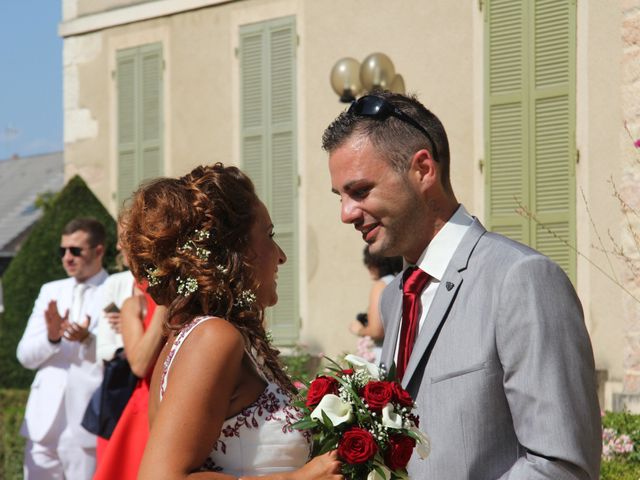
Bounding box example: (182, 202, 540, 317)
(408, 204, 474, 281)
(74, 268, 108, 288)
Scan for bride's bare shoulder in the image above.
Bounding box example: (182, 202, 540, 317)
(175, 316, 244, 361)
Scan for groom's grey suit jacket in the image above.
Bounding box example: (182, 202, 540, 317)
(380, 219, 601, 479)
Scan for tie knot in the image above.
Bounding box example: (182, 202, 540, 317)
(403, 267, 430, 295)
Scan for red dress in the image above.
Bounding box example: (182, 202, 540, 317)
(94, 291, 157, 480)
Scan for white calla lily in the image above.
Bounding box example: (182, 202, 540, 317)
(344, 354, 382, 380)
(410, 426, 431, 459)
(367, 464, 391, 480)
(381, 403, 404, 429)
(310, 394, 354, 426)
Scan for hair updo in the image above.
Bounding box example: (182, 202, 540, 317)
(120, 163, 294, 393)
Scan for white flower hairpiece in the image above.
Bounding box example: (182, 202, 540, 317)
(180, 229, 212, 260)
(234, 289, 257, 308)
(145, 266, 161, 287)
(176, 276, 198, 296)
(216, 264, 229, 275)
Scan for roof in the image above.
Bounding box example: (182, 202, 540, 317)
(0, 152, 64, 252)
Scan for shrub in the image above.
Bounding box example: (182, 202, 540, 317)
(0, 176, 118, 388)
(601, 410, 640, 479)
(0, 389, 28, 479)
(282, 344, 321, 386)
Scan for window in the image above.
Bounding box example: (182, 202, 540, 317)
(239, 16, 299, 344)
(116, 43, 163, 208)
(485, 0, 577, 281)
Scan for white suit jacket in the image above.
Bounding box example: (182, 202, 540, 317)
(17, 270, 108, 447)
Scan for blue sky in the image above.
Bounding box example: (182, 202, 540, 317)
(0, 2, 62, 159)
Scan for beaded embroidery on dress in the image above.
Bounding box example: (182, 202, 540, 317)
(160, 316, 311, 476)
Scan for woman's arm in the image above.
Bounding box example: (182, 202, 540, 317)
(121, 298, 166, 378)
(349, 279, 386, 341)
(139, 318, 244, 479)
(139, 318, 342, 480)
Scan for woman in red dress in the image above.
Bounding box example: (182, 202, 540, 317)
(94, 285, 167, 480)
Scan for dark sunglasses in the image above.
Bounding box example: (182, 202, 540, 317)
(58, 246, 84, 258)
(348, 95, 439, 161)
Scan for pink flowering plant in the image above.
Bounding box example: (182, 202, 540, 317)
(602, 427, 634, 460)
(292, 354, 429, 480)
(601, 410, 640, 462)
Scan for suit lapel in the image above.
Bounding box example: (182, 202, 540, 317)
(401, 219, 487, 389)
(380, 277, 402, 374)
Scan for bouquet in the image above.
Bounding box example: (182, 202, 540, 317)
(292, 354, 430, 480)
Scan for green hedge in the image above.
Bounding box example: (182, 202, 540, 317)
(0, 176, 118, 388)
(0, 389, 27, 480)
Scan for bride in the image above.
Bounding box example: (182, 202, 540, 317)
(120, 164, 342, 479)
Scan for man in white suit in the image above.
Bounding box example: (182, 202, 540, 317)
(323, 92, 601, 479)
(17, 217, 109, 479)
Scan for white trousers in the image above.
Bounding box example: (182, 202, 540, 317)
(23, 402, 96, 480)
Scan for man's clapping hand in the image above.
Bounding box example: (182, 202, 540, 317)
(44, 300, 67, 343)
(61, 316, 91, 342)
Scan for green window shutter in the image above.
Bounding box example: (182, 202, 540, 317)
(140, 44, 163, 182)
(117, 51, 138, 208)
(531, 0, 576, 278)
(240, 17, 299, 345)
(116, 43, 163, 208)
(485, 0, 576, 282)
(240, 27, 268, 200)
(485, 0, 528, 244)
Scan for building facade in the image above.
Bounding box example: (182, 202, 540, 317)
(60, 0, 638, 409)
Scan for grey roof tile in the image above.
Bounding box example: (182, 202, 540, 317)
(0, 152, 64, 251)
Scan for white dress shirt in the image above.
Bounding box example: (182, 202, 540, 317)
(395, 204, 473, 361)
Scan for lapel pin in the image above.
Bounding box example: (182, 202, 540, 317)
(446, 281, 454, 291)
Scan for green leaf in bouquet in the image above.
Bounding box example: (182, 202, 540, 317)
(392, 469, 409, 480)
(323, 355, 344, 370)
(404, 428, 423, 443)
(373, 464, 390, 480)
(290, 398, 309, 411)
(291, 417, 318, 431)
(317, 432, 339, 456)
(320, 410, 336, 429)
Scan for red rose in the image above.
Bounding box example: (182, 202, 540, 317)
(338, 427, 378, 464)
(341, 369, 354, 376)
(305, 376, 338, 407)
(392, 382, 414, 408)
(384, 434, 416, 470)
(362, 381, 394, 411)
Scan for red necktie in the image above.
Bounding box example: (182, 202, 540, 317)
(397, 266, 430, 382)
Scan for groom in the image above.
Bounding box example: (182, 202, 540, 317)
(323, 92, 601, 479)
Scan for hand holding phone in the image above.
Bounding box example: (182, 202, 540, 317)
(103, 302, 120, 314)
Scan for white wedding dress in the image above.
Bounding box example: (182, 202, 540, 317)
(160, 316, 311, 476)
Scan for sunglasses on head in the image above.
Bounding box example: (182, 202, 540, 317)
(348, 95, 439, 161)
(59, 246, 83, 258)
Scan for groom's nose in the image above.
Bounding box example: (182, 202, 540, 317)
(341, 197, 361, 224)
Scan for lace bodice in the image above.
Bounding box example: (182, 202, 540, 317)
(160, 316, 311, 476)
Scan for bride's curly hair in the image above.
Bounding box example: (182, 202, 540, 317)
(119, 163, 295, 393)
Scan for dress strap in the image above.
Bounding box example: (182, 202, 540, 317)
(245, 346, 272, 383)
(160, 316, 214, 401)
